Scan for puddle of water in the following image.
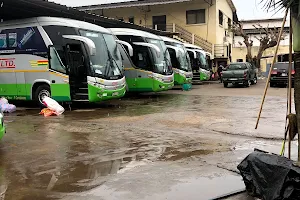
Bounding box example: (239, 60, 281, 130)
(159, 148, 213, 161)
(142, 175, 245, 200)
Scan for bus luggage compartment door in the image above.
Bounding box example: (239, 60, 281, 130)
(15, 72, 27, 100)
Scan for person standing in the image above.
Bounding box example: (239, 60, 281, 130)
(217, 63, 224, 83)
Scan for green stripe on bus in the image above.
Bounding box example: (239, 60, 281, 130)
(125, 78, 174, 92)
(50, 84, 71, 101)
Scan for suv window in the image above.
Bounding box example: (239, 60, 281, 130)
(228, 63, 247, 70)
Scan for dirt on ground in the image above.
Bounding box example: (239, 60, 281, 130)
(0, 81, 294, 200)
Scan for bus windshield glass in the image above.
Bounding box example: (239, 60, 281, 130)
(147, 39, 173, 75)
(79, 30, 123, 78)
(197, 51, 209, 70)
(172, 43, 192, 72)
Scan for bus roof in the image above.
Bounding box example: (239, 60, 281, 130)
(0, 17, 111, 34)
(110, 28, 162, 40)
(184, 43, 203, 50)
(160, 36, 183, 44)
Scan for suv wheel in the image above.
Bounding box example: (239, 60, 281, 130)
(223, 82, 228, 88)
(244, 80, 251, 87)
(270, 82, 276, 87)
(251, 77, 257, 85)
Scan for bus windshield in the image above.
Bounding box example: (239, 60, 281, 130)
(147, 39, 173, 75)
(79, 30, 123, 79)
(197, 51, 209, 70)
(172, 43, 192, 72)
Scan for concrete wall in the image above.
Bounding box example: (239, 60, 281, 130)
(93, 0, 234, 45)
(234, 35, 290, 47)
(232, 45, 290, 72)
(215, 0, 233, 45)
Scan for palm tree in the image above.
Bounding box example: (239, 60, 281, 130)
(264, 0, 300, 133)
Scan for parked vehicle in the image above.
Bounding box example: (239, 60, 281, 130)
(0, 17, 126, 106)
(160, 36, 193, 85)
(110, 28, 174, 92)
(270, 62, 294, 87)
(222, 62, 257, 88)
(184, 43, 211, 82)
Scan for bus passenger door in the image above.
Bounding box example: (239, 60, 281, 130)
(118, 44, 137, 91)
(132, 46, 153, 92)
(48, 46, 71, 102)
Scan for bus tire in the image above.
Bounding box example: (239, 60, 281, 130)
(34, 84, 51, 107)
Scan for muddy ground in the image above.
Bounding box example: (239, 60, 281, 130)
(0, 80, 295, 200)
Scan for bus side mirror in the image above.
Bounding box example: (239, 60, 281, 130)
(62, 35, 96, 56)
(187, 49, 197, 59)
(133, 42, 161, 58)
(166, 45, 184, 58)
(115, 40, 133, 57)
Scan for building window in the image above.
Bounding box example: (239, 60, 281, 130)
(228, 18, 232, 29)
(129, 17, 134, 24)
(219, 10, 223, 26)
(186, 9, 205, 24)
(237, 59, 243, 62)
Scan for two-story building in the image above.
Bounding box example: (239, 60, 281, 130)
(78, 0, 238, 66)
(232, 18, 290, 73)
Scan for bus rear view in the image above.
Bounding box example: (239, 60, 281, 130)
(110, 28, 174, 92)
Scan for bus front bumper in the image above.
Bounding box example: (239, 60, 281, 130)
(88, 84, 126, 102)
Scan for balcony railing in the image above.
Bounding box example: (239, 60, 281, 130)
(214, 44, 229, 58)
(145, 23, 213, 54)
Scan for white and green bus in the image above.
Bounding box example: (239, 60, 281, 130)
(160, 36, 193, 86)
(184, 43, 211, 82)
(0, 17, 126, 106)
(110, 28, 174, 92)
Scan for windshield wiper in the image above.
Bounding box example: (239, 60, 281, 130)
(163, 49, 172, 74)
(106, 47, 123, 76)
(102, 58, 111, 77)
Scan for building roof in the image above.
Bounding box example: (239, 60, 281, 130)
(0, 0, 173, 36)
(0, 17, 112, 34)
(78, 0, 237, 12)
(240, 18, 284, 23)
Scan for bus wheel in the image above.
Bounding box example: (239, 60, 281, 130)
(34, 85, 51, 107)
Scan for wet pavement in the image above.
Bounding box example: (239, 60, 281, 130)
(0, 81, 295, 200)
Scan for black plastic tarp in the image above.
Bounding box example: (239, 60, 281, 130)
(237, 150, 300, 200)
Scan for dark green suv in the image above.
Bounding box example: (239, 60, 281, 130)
(222, 62, 257, 88)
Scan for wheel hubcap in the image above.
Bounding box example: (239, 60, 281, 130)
(38, 90, 50, 105)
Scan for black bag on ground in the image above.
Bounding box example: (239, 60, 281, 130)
(237, 150, 300, 200)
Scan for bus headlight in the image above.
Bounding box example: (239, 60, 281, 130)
(153, 76, 164, 82)
(178, 71, 186, 78)
(94, 83, 105, 89)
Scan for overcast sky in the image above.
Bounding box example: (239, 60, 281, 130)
(51, 0, 284, 20)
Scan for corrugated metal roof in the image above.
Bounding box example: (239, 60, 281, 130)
(78, 0, 192, 10)
(78, 0, 236, 12)
(0, 0, 174, 36)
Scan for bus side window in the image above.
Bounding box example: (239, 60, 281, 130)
(133, 46, 151, 71)
(49, 46, 67, 74)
